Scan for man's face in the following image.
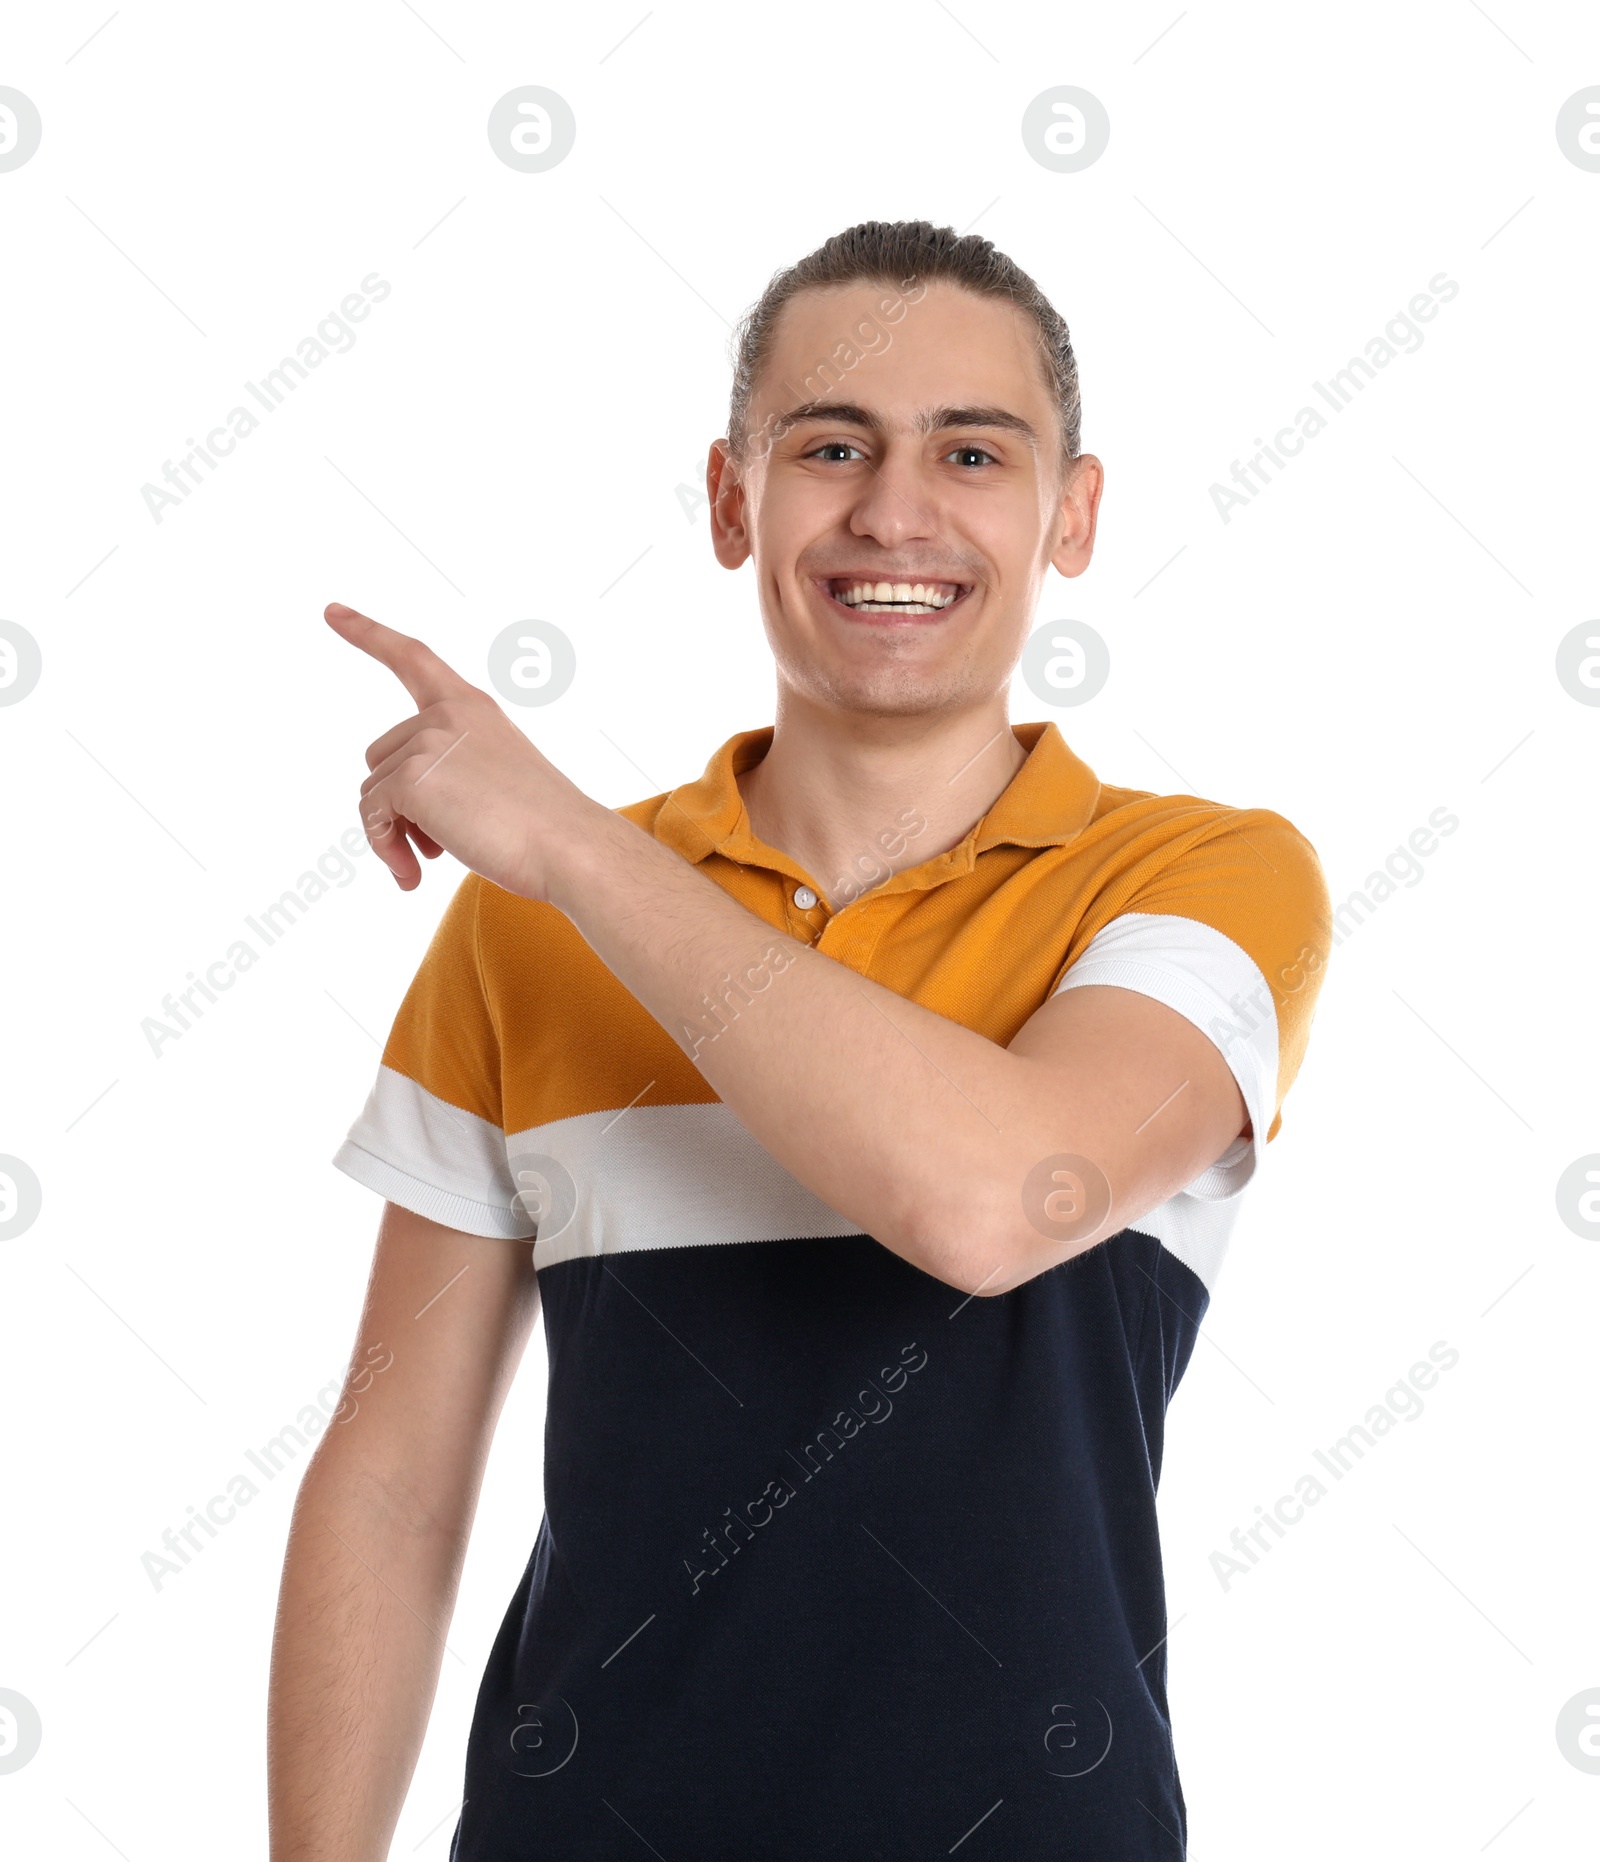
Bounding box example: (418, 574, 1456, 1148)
(709, 279, 1103, 720)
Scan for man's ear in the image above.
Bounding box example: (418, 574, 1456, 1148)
(1049, 454, 1104, 581)
(708, 439, 752, 569)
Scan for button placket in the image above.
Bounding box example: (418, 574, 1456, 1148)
(778, 873, 829, 943)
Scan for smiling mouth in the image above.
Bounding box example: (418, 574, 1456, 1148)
(821, 576, 973, 618)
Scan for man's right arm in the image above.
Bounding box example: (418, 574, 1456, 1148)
(267, 1201, 541, 1861)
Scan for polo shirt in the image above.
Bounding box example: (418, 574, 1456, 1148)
(332, 719, 1331, 1861)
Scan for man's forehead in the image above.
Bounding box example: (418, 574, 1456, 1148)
(755, 282, 1053, 429)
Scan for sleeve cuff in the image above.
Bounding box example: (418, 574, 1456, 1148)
(1053, 913, 1277, 1203)
(331, 1138, 536, 1239)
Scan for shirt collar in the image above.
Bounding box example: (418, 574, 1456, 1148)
(653, 720, 1101, 878)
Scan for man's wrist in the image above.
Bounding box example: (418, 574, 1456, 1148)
(536, 790, 649, 916)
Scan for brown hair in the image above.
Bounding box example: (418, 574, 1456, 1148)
(725, 219, 1082, 476)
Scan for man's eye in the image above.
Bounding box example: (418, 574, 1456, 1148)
(944, 445, 997, 468)
(807, 441, 866, 462)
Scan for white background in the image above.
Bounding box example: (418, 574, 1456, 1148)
(2, 2, 1597, 1856)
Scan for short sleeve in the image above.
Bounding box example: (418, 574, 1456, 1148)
(331, 873, 535, 1238)
(1053, 809, 1331, 1202)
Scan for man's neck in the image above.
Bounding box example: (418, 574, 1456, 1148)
(733, 693, 1029, 904)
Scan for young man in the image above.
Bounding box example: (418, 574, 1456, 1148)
(268, 221, 1330, 1860)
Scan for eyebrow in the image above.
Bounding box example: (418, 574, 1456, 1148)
(771, 401, 1041, 448)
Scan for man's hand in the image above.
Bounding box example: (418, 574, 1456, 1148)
(326, 602, 596, 899)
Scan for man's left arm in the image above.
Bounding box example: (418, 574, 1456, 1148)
(330, 604, 1254, 1298)
(543, 800, 1248, 1298)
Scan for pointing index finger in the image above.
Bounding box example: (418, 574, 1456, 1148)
(324, 602, 473, 709)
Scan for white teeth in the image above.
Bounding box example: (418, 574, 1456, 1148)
(833, 579, 961, 612)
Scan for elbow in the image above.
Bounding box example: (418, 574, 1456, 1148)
(897, 1159, 1115, 1298)
(912, 1226, 1044, 1299)
(888, 1202, 1042, 1301)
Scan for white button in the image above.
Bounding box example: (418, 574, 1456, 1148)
(793, 886, 818, 910)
